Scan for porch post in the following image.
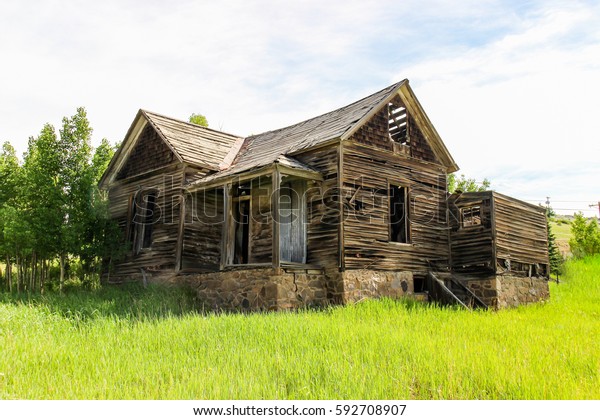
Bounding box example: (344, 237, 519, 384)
(272, 167, 281, 268)
(221, 183, 233, 269)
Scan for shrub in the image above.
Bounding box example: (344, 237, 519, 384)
(569, 213, 600, 258)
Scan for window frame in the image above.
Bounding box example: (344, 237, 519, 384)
(460, 205, 482, 228)
(388, 183, 410, 244)
(387, 102, 409, 146)
(130, 189, 159, 254)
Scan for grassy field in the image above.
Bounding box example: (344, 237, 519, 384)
(0, 257, 599, 399)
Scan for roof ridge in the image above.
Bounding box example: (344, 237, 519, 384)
(142, 109, 243, 139)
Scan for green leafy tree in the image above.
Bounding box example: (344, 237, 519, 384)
(58, 108, 94, 287)
(0, 142, 23, 290)
(79, 139, 124, 287)
(189, 113, 208, 127)
(0, 142, 20, 204)
(447, 173, 490, 193)
(22, 125, 65, 290)
(569, 212, 600, 258)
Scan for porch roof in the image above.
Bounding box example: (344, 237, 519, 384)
(190, 154, 322, 188)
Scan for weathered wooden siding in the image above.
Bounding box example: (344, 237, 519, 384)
(249, 177, 273, 264)
(351, 95, 438, 164)
(409, 109, 438, 163)
(108, 166, 184, 278)
(448, 192, 494, 272)
(294, 145, 340, 269)
(342, 141, 448, 273)
(493, 192, 548, 270)
(181, 187, 224, 270)
(116, 124, 177, 180)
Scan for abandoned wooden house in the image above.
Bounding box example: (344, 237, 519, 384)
(99, 79, 549, 310)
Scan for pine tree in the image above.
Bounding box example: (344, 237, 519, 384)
(547, 218, 563, 279)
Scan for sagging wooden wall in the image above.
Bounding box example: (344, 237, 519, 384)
(108, 166, 184, 278)
(493, 192, 548, 274)
(181, 187, 224, 270)
(341, 141, 449, 273)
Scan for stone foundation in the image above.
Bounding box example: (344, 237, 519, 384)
(181, 267, 414, 311)
(340, 270, 413, 303)
(182, 267, 330, 311)
(496, 275, 549, 308)
(465, 277, 499, 308)
(463, 274, 549, 309)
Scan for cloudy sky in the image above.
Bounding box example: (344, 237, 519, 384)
(1, 0, 598, 215)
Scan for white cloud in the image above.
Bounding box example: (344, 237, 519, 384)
(398, 2, 600, 215)
(0, 0, 598, 215)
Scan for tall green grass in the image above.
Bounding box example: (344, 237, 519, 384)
(1, 257, 599, 399)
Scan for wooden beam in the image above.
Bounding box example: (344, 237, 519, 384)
(338, 141, 345, 270)
(221, 183, 232, 269)
(174, 195, 185, 272)
(272, 168, 281, 269)
(277, 165, 323, 181)
(189, 163, 323, 191)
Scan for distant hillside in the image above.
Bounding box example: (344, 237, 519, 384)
(550, 217, 572, 257)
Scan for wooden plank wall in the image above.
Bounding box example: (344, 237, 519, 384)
(116, 124, 177, 180)
(342, 141, 448, 273)
(493, 193, 549, 268)
(448, 193, 494, 272)
(181, 187, 224, 270)
(108, 167, 184, 278)
(249, 177, 273, 264)
(294, 146, 340, 270)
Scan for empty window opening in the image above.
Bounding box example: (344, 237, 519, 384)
(233, 197, 250, 264)
(132, 191, 157, 254)
(388, 103, 409, 145)
(461, 206, 482, 228)
(389, 185, 409, 243)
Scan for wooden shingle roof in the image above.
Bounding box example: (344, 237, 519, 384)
(101, 79, 458, 189)
(143, 110, 242, 170)
(217, 80, 407, 177)
(99, 110, 243, 188)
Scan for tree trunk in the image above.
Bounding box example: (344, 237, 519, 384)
(59, 254, 65, 292)
(6, 256, 12, 292)
(29, 253, 35, 292)
(41, 259, 46, 294)
(16, 253, 21, 293)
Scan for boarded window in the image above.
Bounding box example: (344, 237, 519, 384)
(389, 185, 409, 243)
(132, 191, 158, 254)
(279, 180, 307, 263)
(461, 206, 481, 228)
(388, 103, 409, 145)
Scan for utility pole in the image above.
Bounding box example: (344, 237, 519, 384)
(590, 201, 600, 218)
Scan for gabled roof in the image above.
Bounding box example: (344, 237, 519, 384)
(99, 110, 243, 188)
(101, 79, 458, 189)
(190, 79, 458, 187)
(215, 80, 407, 178)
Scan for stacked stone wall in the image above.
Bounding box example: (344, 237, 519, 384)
(340, 270, 413, 303)
(183, 268, 330, 311)
(496, 275, 549, 308)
